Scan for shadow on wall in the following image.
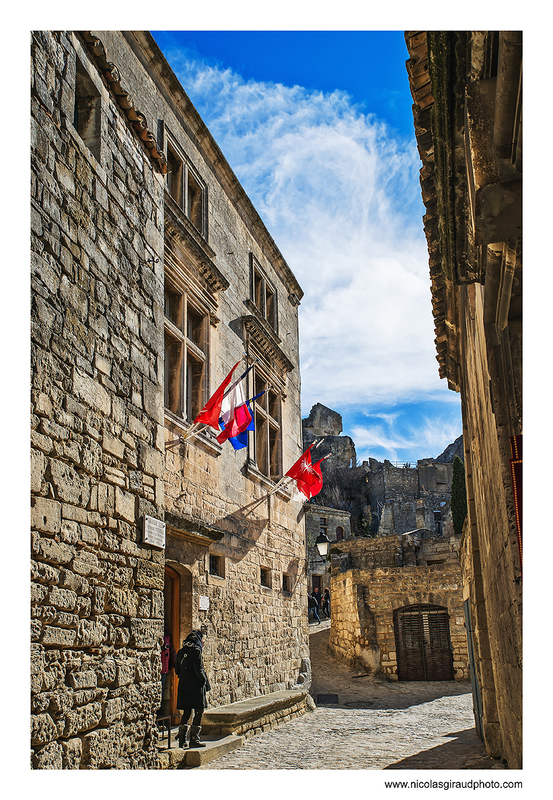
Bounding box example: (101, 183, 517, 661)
(214, 506, 269, 563)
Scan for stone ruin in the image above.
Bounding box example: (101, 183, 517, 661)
(302, 403, 463, 538)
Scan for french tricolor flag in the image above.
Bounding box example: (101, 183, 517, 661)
(216, 380, 253, 444)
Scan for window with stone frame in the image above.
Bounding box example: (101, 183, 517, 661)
(209, 553, 225, 578)
(260, 567, 272, 588)
(251, 257, 277, 331)
(74, 54, 102, 161)
(252, 366, 282, 480)
(282, 573, 292, 595)
(166, 139, 206, 236)
(164, 276, 209, 423)
(319, 517, 328, 536)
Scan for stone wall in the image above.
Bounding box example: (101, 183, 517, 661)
(31, 29, 308, 769)
(31, 31, 166, 768)
(405, 30, 522, 768)
(304, 504, 351, 593)
(108, 30, 309, 710)
(327, 536, 469, 680)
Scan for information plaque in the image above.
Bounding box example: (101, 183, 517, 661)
(143, 515, 166, 549)
(199, 596, 210, 611)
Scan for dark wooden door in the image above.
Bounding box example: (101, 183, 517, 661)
(394, 604, 454, 681)
(164, 565, 180, 724)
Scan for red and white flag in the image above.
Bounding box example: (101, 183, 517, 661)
(216, 379, 253, 444)
(193, 361, 241, 430)
(285, 445, 325, 500)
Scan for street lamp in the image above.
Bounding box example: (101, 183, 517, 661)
(315, 532, 331, 558)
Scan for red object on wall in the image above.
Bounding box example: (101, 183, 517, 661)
(161, 634, 175, 674)
(509, 435, 522, 578)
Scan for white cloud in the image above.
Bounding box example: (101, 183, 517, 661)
(351, 412, 463, 463)
(168, 49, 456, 419)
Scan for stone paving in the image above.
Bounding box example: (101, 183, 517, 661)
(199, 618, 506, 770)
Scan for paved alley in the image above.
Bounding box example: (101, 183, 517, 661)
(199, 619, 505, 770)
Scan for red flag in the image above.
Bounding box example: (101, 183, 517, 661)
(193, 361, 240, 429)
(285, 444, 315, 481)
(286, 445, 325, 499)
(296, 458, 324, 500)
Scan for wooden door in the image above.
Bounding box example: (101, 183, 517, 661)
(164, 565, 180, 724)
(394, 604, 454, 681)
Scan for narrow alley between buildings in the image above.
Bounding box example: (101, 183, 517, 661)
(195, 619, 505, 770)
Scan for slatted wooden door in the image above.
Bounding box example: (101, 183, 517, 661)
(394, 604, 454, 681)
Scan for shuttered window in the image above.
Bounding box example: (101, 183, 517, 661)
(394, 604, 454, 681)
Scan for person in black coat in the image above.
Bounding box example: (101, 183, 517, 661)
(322, 588, 331, 619)
(176, 629, 211, 748)
(308, 591, 321, 624)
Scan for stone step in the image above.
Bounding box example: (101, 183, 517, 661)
(157, 732, 244, 769)
(185, 735, 244, 768)
(201, 689, 310, 737)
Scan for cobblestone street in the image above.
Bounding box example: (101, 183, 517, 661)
(200, 619, 504, 771)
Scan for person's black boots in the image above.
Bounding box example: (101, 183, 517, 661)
(189, 725, 206, 747)
(178, 724, 189, 748)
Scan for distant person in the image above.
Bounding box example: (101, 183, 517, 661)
(176, 629, 211, 748)
(313, 586, 321, 609)
(322, 588, 331, 619)
(308, 591, 321, 624)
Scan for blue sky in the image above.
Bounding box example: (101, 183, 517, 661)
(152, 29, 463, 464)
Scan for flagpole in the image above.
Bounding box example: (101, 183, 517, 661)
(165, 421, 211, 449)
(266, 475, 292, 498)
(222, 358, 258, 400)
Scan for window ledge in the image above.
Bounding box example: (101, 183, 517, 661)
(244, 462, 290, 500)
(207, 573, 226, 585)
(164, 410, 223, 456)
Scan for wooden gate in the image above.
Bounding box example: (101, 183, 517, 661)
(394, 604, 454, 681)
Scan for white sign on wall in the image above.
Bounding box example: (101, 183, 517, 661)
(143, 515, 166, 549)
(199, 596, 210, 611)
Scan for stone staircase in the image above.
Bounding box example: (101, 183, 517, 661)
(157, 688, 311, 768)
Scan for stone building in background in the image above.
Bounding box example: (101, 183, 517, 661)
(304, 503, 351, 595)
(328, 533, 468, 682)
(302, 403, 468, 681)
(303, 402, 462, 539)
(405, 31, 522, 769)
(31, 30, 308, 770)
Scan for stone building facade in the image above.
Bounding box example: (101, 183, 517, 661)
(301, 403, 467, 676)
(304, 503, 351, 595)
(405, 31, 522, 768)
(328, 534, 469, 681)
(31, 30, 308, 770)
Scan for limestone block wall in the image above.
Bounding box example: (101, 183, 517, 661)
(31, 31, 166, 768)
(328, 538, 469, 681)
(31, 28, 310, 769)
(459, 283, 523, 765)
(94, 31, 309, 707)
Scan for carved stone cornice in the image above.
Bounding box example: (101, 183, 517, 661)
(165, 207, 229, 294)
(78, 31, 168, 174)
(405, 31, 462, 391)
(242, 312, 294, 374)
